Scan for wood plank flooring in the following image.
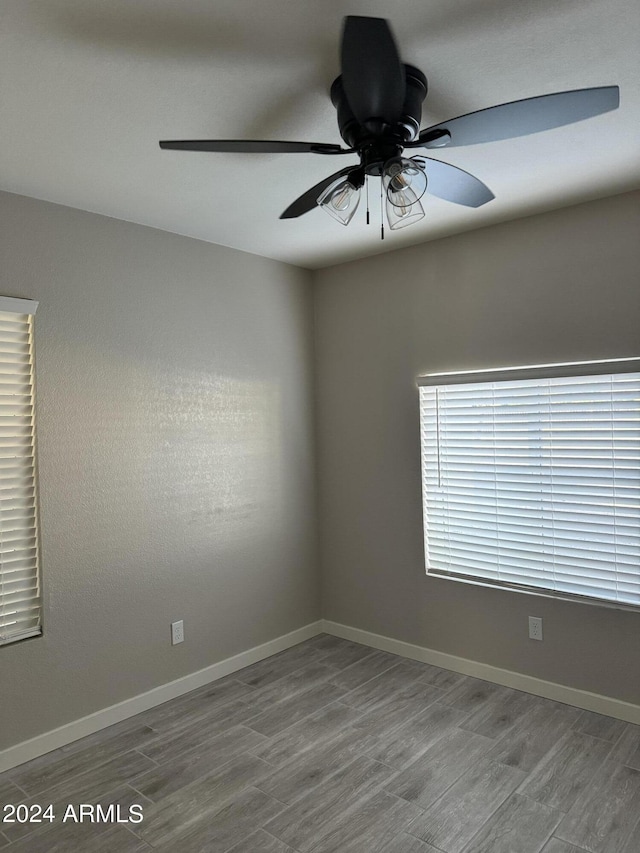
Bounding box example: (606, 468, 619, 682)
(1, 634, 639, 853)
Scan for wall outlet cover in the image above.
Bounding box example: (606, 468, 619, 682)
(528, 616, 543, 641)
(171, 620, 184, 645)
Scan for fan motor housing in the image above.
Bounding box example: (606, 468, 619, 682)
(331, 64, 427, 149)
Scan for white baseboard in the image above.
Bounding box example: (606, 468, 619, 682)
(322, 619, 640, 725)
(4, 616, 638, 773)
(0, 621, 323, 773)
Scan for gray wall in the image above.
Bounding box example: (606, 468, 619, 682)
(2, 187, 639, 752)
(0, 192, 318, 749)
(314, 190, 640, 705)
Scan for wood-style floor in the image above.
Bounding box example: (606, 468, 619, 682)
(1, 634, 639, 853)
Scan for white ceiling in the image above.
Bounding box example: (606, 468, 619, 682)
(2, 0, 639, 269)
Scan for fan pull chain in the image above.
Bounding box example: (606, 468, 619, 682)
(380, 177, 384, 240)
(365, 175, 370, 225)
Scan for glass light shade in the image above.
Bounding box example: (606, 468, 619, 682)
(383, 157, 427, 207)
(385, 192, 425, 230)
(317, 177, 361, 225)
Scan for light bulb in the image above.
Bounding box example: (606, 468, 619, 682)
(329, 185, 352, 212)
(392, 189, 414, 218)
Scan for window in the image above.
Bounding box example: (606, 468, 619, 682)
(0, 296, 41, 645)
(418, 359, 640, 609)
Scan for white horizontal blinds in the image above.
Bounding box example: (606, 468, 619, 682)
(419, 368, 640, 608)
(0, 296, 41, 646)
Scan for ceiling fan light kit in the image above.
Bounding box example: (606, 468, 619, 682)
(384, 158, 428, 207)
(386, 192, 425, 230)
(317, 176, 361, 226)
(380, 158, 428, 230)
(159, 15, 619, 240)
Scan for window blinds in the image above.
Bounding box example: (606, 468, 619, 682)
(0, 296, 41, 645)
(418, 360, 640, 609)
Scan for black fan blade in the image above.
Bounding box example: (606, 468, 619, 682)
(413, 158, 494, 208)
(280, 166, 359, 219)
(159, 139, 352, 154)
(410, 86, 620, 149)
(341, 16, 406, 128)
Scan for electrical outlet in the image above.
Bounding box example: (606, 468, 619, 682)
(528, 616, 543, 641)
(171, 620, 184, 645)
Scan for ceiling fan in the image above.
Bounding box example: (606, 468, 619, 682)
(159, 16, 619, 236)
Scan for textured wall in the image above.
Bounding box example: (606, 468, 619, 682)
(314, 190, 640, 705)
(0, 192, 318, 749)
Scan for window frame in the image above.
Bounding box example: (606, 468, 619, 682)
(417, 357, 640, 613)
(0, 295, 42, 646)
